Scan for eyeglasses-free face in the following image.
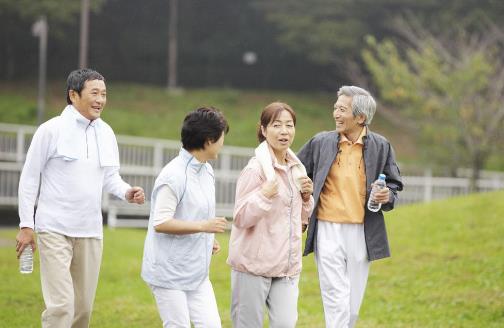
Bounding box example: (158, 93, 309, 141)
(69, 79, 107, 121)
(261, 109, 296, 162)
(333, 95, 365, 138)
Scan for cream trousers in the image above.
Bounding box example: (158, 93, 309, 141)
(38, 231, 102, 328)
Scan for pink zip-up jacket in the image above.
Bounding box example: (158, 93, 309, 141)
(227, 154, 314, 277)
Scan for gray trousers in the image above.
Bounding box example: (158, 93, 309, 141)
(231, 270, 299, 328)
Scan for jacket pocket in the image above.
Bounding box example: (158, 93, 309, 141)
(239, 228, 263, 260)
(164, 234, 202, 262)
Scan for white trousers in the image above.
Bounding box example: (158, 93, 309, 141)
(150, 278, 221, 328)
(316, 220, 370, 328)
(231, 270, 299, 328)
(38, 231, 102, 328)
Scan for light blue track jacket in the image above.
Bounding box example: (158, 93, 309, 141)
(141, 148, 216, 290)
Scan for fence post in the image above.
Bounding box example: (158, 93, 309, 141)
(102, 195, 116, 229)
(108, 206, 117, 229)
(424, 168, 433, 203)
(153, 142, 164, 173)
(221, 152, 231, 171)
(16, 129, 25, 163)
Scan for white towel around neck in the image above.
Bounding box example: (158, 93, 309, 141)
(254, 140, 307, 191)
(56, 105, 120, 167)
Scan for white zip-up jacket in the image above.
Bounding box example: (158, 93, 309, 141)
(18, 106, 130, 238)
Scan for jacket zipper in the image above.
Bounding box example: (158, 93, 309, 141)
(201, 166, 211, 279)
(85, 122, 91, 158)
(286, 169, 294, 276)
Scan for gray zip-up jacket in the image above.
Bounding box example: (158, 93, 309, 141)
(297, 129, 403, 261)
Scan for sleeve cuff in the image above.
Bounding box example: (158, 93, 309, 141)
(19, 222, 34, 230)
(120, 183, 132, 200)
(256, 191, 273, 212)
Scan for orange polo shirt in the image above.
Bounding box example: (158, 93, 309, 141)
(317, 127, 367, 224)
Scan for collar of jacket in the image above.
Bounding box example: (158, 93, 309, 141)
(179, 147, 207, 174)
(334, 126, 372, 150)
(57, 105, 119, 167)
(254, 140, 307, 191)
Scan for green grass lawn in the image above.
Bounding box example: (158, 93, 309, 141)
(1, 191, 503, 327)
(0, 81, 418, 163)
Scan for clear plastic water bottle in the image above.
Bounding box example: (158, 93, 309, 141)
(367, 174, 386, 212)
(19, 246, 33, 274)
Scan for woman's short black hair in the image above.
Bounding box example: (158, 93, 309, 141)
(181, 107, 229, 151)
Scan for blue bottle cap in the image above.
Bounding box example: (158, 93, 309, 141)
(378, 173, 386, 180)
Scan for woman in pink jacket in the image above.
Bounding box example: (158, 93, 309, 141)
(227, 102, 314, 328)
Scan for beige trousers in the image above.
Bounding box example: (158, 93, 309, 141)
(38, 232, 103, 328)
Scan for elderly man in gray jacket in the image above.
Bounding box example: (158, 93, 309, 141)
(297, 86, 403, 328)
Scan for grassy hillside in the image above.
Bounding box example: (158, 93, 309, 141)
(0, 81, 418, 162)
(0, 191, 503, 327)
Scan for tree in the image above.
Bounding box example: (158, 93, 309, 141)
(167, 0, 178, 90)
(362, 15, 504, 190)
(0, 0, 105, 28)
(79, 0, 91, 68)
(252, 0, 504, 85)
(0, 0, 105, 79)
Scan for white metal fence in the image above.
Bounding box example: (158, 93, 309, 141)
(1, 122, 503, 227)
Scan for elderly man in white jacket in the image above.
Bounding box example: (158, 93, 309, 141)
(15, 68, 145, 328)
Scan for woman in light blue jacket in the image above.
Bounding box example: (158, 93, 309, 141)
(142, 107, 229, 328)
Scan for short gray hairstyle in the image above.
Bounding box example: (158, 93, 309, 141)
(337, 85, 376, 125)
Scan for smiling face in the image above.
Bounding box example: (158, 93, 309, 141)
(69, 79, 107, 121)
(261, 109, 295, 160)
(333, 94, 365, 138)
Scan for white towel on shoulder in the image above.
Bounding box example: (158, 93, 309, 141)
(56, 105, 120, 167)
(254, 141, 307, 191)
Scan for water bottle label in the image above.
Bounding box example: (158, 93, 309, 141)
(19, 247, 34, 274)
(367, 174, 386, 212)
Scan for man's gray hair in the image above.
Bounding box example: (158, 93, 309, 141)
(337, 86, 376, 125)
